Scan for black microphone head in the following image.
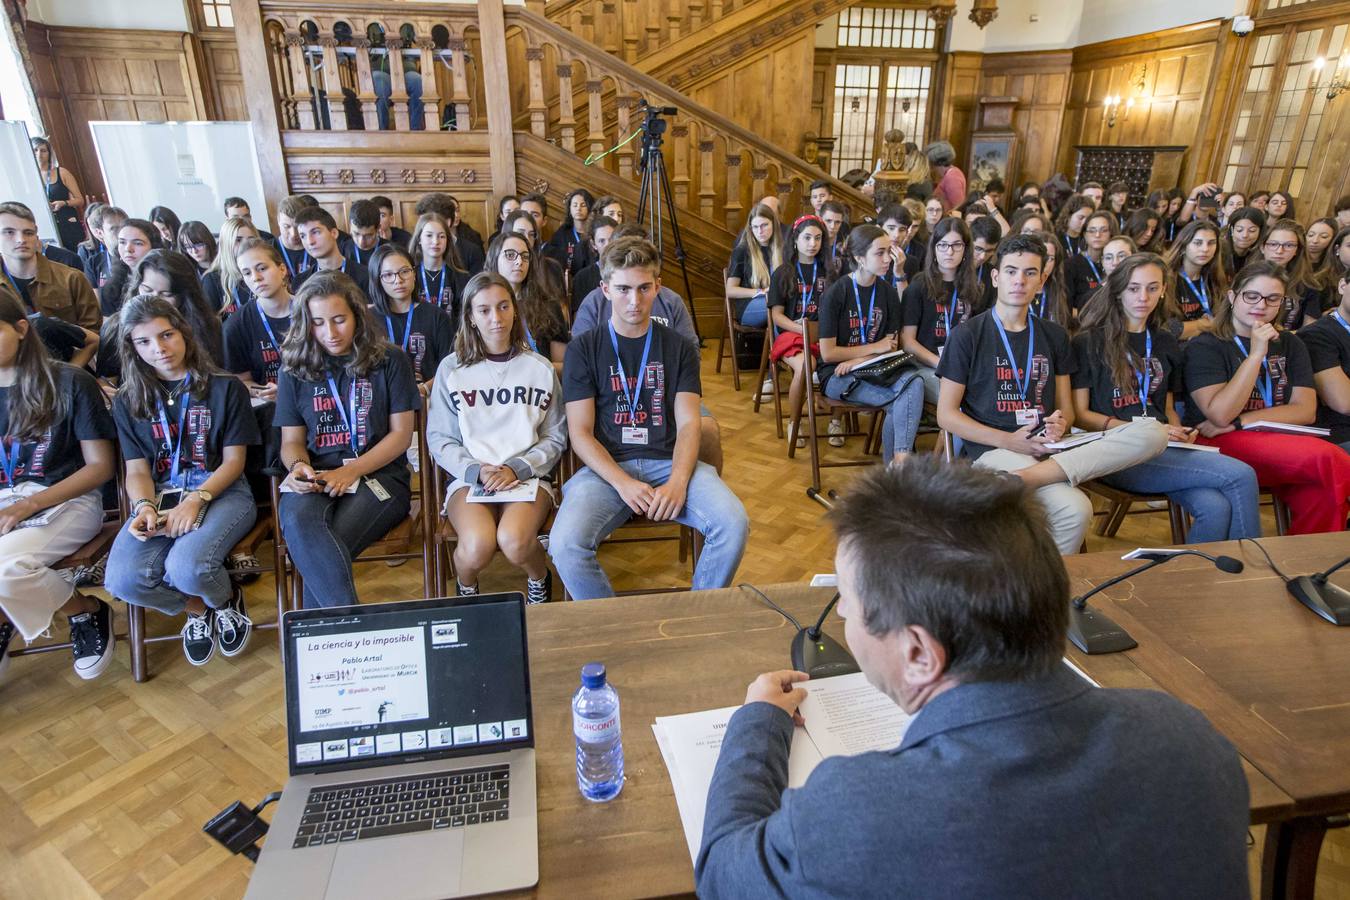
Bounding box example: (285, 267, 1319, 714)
(1215, 555, 1244, 574)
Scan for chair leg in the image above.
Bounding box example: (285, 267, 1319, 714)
(805, 388, 823, 494)
(752, 333, 772, 413)
(689, 528, 702, 575)
(1094, 500, 1122, 537)
(1273, 495, 1291, 536)
(715, 327, 727, 374)
(678, 527, 689, 563)
(1168, 501, 1188, 544)
(1105, 500, 1130, 537)
(128, 604, 147, 683)
(770, 360, 785, 440)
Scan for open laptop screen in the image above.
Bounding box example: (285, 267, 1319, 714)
(282, 594, 534, 776)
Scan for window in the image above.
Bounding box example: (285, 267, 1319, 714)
(836, 7, 936, 49)
(830, 62, 933, 178)
(199, 0, 234, 28)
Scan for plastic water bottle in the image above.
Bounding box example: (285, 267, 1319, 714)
(573, 662, 624, 802)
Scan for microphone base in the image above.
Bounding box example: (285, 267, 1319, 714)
(790, 629, 861, 679)
(1067, 605, 1138, 655)
(1287, 575, 1350, 626)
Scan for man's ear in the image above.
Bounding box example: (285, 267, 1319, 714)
(895, 623, 949, 689)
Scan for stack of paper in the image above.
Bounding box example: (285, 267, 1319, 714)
(651, 672, 912, 863)
(1242, 421, 1331, 437)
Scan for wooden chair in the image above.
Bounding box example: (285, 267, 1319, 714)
(752, 321, 796, 441)
(1082, 481, 1190, 544)
(714, 267, 767, 392)
(788, 319, 888, 501)
(270, 408, 435, 619)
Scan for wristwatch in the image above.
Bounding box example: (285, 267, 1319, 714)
(192, 489, 214, 503)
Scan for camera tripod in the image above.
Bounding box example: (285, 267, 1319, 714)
(634, 101, 704, 344)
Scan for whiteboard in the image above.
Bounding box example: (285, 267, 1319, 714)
(88, 121, 272, 232)
(0, 120, 63, 245)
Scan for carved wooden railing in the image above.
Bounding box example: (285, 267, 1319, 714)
(543, 0, 750, 66)
(504, 7, 871, 233)
(258, 1, 482, 134)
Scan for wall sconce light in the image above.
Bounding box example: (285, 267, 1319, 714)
(1311, 54, 1349, 101)
(1103, 95, 1134, 128)
(850, 96, 861, 112)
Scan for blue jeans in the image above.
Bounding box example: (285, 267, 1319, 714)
(373, 69, 425, 131)
(823, 370, 925, 459)
(739, 294, 768, 328)
(548, 459, 749, 600)
(1097, 447, 1262, 542)
(278, 470, 411, 608)
(105, 479, 257, 615)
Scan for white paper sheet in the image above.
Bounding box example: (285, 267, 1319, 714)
(795, 671, 912, 758)
(466, 478, 539, 504)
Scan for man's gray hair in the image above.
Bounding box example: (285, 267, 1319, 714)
(924, 140, 956, 167)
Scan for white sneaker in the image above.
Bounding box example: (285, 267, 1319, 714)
(828, 418, 845, 447)
(796, 433, 807, 448)
(761, 378, 774, 396)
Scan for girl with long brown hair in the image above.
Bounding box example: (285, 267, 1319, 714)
(1164, 219, 1226, 340)
(1261, 218, 1325, 329)
(486, 230, 570, 369)
(726, 202, 785, 328)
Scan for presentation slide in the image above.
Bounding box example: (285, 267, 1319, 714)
(0, 120, 62, 244)
(295, 626, 430, 733)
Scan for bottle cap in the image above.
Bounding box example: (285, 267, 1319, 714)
(580, 662, 606, 689)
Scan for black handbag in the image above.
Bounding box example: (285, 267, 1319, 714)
(851, 350, 917, 386)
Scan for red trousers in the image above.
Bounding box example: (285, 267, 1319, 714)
(1201, 431, 1350, 534)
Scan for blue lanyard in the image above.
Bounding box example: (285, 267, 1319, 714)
(280, 244, 309, 278)
(524, 324, 537, 353)
(324, 373, 362, 457)
(420, 265, 444, 305)
(256, 302, 284, 354)
(1084, 255, 1102, 283)
(351, 243, 374, 266)
(942, 287, 959, 338)
(0, 437, 23, 485)
(1132, 329, 1154, 416)
(850, 276, 876, 346)
(1035, 290, 1048, 319)
(796, 261, 817, 317)
(1182, 273, 1210, 315)
(1333, 310, 1350, 338)
(1233, 336, 1273, 408)
(385, 308, 414, 353)
(155, 375, 193, 489)
(607, 322, 653, 426)
(993, 313, 1035, 403)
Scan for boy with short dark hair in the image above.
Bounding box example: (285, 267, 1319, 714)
(293, 206, 370, 300)
(371, 195, 413, 248)
(345, 199, 384, 267)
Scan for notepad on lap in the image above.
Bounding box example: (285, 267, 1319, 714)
(1167, 441, 1220, 452)
(1241, 421, 1331, 437)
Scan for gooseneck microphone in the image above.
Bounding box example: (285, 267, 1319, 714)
(1286, 553, 1350, 625)
(789, 592, 861, 679)
(1069, 549, 1244, 655)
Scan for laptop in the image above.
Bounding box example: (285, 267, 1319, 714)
(246, 593, 538, 899)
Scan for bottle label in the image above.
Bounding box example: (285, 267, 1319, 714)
(573, 710, 620, 743)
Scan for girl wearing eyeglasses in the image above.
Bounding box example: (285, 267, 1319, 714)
(1165, 220, 1226, 341)
(368, 244, 455, 397)
(900, 218, 980, 406)
(1261, 218, 1325, 330)
(1182, 261, 1350, 534)
(1065, 209, 1116, 313)
(487, 231, 569, 371)
(177, 221, 218, 277)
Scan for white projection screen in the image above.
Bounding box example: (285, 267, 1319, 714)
(88, 121, 272, 232)
(0, 120, 63, 244)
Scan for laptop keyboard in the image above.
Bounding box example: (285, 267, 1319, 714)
(292, 764, 511, 849)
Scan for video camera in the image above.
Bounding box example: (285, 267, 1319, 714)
(637, 98, 678, 161)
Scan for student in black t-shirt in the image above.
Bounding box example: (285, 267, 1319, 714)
(488, 231, 569, 369)
(593, 195, 623, 225)
(543, 188, 595, 282)
(1163, 220, 1224, 341)
(1054, 193, 1094, 259)
(875, 203, 921, 293)
(936, 233, 1166, 554)
(1261, 218, 1325, 330)
(1101, 235, 1137, 280)
(203, 216, 260, 318)
(344, 199, 385, 269)
(1183, 261, 1350, 534)
(368, 244, 455, 393)
(504, 209, 568, 308)
(726, 203, 784, 328)
(125, 250, 224, 365)
(371, 195, 412, 250)
(900, 218, 981, 405)
(549, 237, 748, 601)
(222, 197, 275, 245)
(177, 220, 218, 278)
(410, 212, 471, 319)
(1065, 209, 1114, 313)
(1301, 269, 1350, 450)
(294, 206, 369, 302)
(274, 195, 315, 287)
(818, 225, 924, 461)
(969, 215, 1001, 298)
(768, 216, 833, 447)
(84, 206, 125, 290)
(0, 294, 116, 682)
(105, 295, 260, 666)
(1030, 231, 1073, 330)
(414, 193, 485, 274)
(570, 215, 617, 319)
(274, 272, 420, 608)
(225, 239, 295, 401)
(1073, 252, 1260, 542)
(100, 219, 162, 318)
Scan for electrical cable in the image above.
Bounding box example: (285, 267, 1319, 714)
(737, 583, 803, 630)
(583, 127, 643, 166)
(1240, 537, 1291, 584)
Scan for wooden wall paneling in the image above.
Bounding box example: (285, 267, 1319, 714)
(687, 31, 815, 157)
(936, 51, 982, 173)
(23, 23, 90, 199)
(977, 51, 1071, 188)
(199, 33, 247, 121)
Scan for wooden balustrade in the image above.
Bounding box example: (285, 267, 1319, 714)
(544, 0, 747, 66)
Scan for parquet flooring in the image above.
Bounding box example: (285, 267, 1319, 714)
(0, 344, 1345, 898)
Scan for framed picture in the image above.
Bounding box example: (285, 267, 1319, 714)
(968, 132, 1018, 194)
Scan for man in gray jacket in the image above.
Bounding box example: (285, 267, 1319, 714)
(696, 458, 1250, 899)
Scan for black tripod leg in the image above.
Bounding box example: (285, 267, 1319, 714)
(652, 149, 704, 344)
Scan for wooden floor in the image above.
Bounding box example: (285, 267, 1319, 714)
(1, 343, 1346, 898)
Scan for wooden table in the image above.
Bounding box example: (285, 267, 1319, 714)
(521, 534, 1350, 899)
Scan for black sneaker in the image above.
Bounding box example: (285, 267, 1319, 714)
(0, 620, 14, 682)
(215, 587, 252, 658)
(181, 610, 216, 666)
(526, 571, 551, 604)
(456, 581, 479, 597)
(69, 598, 115, 680)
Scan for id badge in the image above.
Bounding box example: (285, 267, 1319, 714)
(622, 426, 649, 445)
(1014, 407, 1040, 427)
(365, 476, 390, 501)
(156, 488, 184, 512)
(1132, 416, 1155, 424)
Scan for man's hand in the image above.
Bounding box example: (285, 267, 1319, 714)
(616, 475, 656, 516)
(745, 671, 810, 726)
(646, 478, 687, 522)
(0, 498, 40, 535)
(1003, 423, 1052, 456)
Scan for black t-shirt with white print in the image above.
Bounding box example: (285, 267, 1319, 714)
(223, 299, 291, 385)
(816, 275, 903, 385)
(935, 309, 1076, 459)
(1300, 311, 1350, 443)
(1181, 330, 1315, 427)
(561, 319, 700, 462)
(273, 350, 421, 482)
(767, 260, 830, 323)
(1071, 327, 1183, 424)
(728, 241, 773, 318)
(413, 265, 472, 323)
(0, 365, 114, 488)
(1066, 253, 1105, 311)
(113, 374, 260, 490)
(901, 276, 973, 355)
(1175, 272, 1217, 322)
(376, 302, 456, 382)
(294, 261, 371, 303)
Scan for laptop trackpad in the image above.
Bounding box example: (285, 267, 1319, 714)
(326, 831, 464, 900)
